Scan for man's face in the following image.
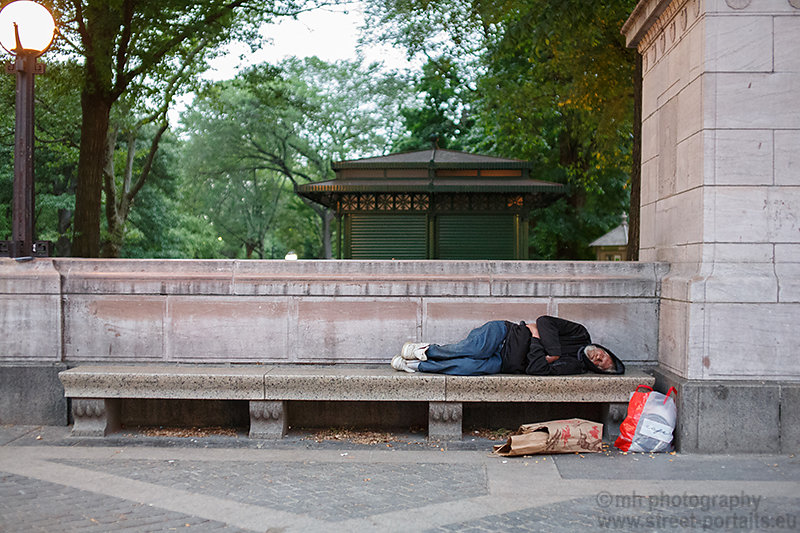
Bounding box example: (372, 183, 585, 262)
(587, 347, 613, 371)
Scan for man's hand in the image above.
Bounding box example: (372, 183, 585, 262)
(526, 323, 539, 338)
(545, 355, 560, 364)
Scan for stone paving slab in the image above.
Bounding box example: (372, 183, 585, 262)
(424, 495, 800, 533)
(0, 426, 798, 532)
(0, 425, 37, 446)
(553, 452, 800, 482)
(52, 458, 487, 522)
(0, 472, 246, 533)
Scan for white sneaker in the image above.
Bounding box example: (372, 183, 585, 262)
(391, 354, 416, 373)
(400, 342, 429, 361)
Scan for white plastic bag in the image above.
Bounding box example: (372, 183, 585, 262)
(615, 386, 677, 453)
(628, 386, 677, 452)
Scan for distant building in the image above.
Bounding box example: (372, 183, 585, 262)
(296, 147, 563, 259)
(589, 214, 629, 261)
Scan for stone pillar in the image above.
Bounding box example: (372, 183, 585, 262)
(623, 0, 800, 452)
(0, 259, 66, 425)
(249, 400, 287, 439)
(428, 401, 462, 440)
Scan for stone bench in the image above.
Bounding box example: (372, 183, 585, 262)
(58, 364, 655, 440)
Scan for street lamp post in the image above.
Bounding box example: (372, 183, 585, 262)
(0, 0, 55, 258)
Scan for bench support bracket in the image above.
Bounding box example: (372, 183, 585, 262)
(602, 402, 628, 441)
(249, 400, 287, 439)
(70, 398, 121, 437)
(428, 401, 462, 440)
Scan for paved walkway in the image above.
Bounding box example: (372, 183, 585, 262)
(1, 425, 798, 532)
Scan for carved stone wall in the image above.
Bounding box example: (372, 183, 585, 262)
(0, 258, 665, 366)
(623, 0, 800, 380)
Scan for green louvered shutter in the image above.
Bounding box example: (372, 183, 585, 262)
(436, 214, 516, 259)
(348, 214, 428, 259)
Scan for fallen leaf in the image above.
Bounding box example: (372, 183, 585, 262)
(138, 426, 238, 438)
(300, 428, 402, 445)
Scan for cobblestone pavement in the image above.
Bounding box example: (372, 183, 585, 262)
(1, 426, 799, 532)
(51, 458, 486, 521)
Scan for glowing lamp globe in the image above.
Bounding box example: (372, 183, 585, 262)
(0, 0, 56, 56)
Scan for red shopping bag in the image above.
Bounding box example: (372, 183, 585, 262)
(615, 385, 677, 452)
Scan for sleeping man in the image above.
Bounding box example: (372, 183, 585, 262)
(390, 315, 624, 376)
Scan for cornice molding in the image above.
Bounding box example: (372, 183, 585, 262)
(637, 0, 697, 54)
(621, 0, 673, 48)
(622, 0, 704, 73)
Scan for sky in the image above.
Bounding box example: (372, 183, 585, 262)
(171, 2, 417, 124)
(202, 2, 416, 80)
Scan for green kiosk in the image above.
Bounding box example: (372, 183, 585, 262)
(297, 147, 563, 260)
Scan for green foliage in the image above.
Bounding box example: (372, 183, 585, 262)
(268, 195, 322, 259)
(180, 57, 413, 259)
(478, 0, 637, 258)
(179, 69, 302, 259)
(0, 164, 10, 240)
(367, 0, 638, 259)
(393, 57, 475, 152)
(0, 56, 223, 258)
(120, 182, 225, 259)
(47, 0, 337, 257)
(276, 57, 413, 160)
(2, 1, 639, 260)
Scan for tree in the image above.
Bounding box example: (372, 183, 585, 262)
(392, 57, 475, 152)
(50, 0, 332, 257)
(484, 1, 638, 258)
(627, 54, 642, 261)
(180, 69, 326, 258)
(118, 132, 224, 259)
(180, 58, 412, 258)
(365, 0, 640, 259)
(100, 37, 212, 257)
(0, 54, 231, 259)
(478, 1, 637, 258)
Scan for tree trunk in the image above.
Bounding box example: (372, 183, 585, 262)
(72, 92, 112, 257)
(55, 208, 73, 257)
(626, 53, 642, 261)
(100, 216, 124, 258)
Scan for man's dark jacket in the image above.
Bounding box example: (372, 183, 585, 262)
(499, 315, 625, 375)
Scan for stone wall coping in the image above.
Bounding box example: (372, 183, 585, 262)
(59, 364, 654, 403)
(0, 258, 668, 298)
(0, 258, 61, 294)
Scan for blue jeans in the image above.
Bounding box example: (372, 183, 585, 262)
(417, 321, 507, 375)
